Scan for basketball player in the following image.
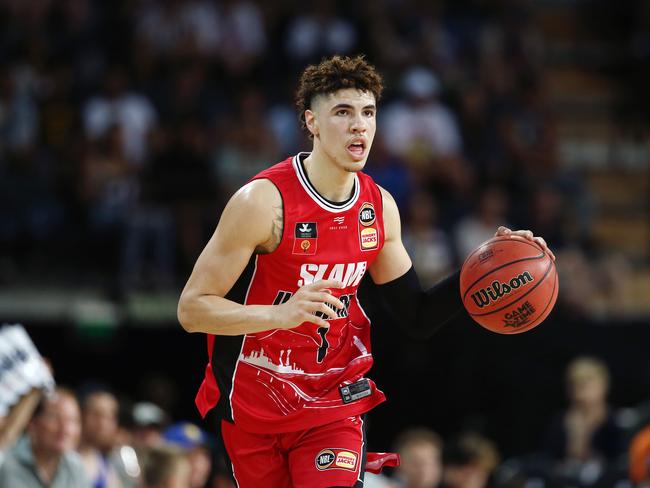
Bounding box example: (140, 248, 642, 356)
(177, 55, 554, 488)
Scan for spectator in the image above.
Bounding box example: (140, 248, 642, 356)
(162, 422, 212, 488)
(284, 0, 358, 64)
(543, 356, 625, 484)
(83, 66, 157, 166)
(402, 192, 454, 287)
(0, 387, 89, 487)
(78, 387, 123, 488)
(454, 185, 510, 261)
(441, 433, 500, 488)
(140, 445, 191, 488)
(0, 389, 43, 468)
(131, 402, 169, 450)
(393, 427, 444, 488)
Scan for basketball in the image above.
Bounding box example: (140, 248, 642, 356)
(460, 235, 559, 334)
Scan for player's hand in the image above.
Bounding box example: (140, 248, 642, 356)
(271, 279, 345, 329)
(495, 226, 556, 261)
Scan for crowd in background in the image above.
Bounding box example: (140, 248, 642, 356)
(1, 1, 649, 486)
(1, 0, 646, 317)
(2, 353, 650, 487)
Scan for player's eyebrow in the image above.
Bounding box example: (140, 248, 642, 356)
(331, 103, 376, 112)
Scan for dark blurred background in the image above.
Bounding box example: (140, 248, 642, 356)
(1, 0, 649, 485)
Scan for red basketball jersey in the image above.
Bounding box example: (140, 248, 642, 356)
(195, 153, 386, 434)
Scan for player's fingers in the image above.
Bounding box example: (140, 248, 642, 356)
(304, 291, 344, 310)
(308, 279, 344, 291)
(316, 302, 338, 320)
(510, 229, 534, 240)
(307, 314, 329, 328)
(534, 236, 556, 261)
(495, 226, 512, 236)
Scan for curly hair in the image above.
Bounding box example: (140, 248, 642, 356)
(295, 55, 384, 132)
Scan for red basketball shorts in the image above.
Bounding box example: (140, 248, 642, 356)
(221, 415, 367, 488)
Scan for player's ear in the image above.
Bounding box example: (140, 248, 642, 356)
(305, 110, 319, 138)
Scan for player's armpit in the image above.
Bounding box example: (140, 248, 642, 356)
(377, 267, 463, 339)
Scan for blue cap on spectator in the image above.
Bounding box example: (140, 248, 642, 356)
(163, 422, 209, 449)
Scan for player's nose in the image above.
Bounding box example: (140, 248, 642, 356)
(350, 114, 366, 133)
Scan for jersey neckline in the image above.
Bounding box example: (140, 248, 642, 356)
(292, 152, 360, 213)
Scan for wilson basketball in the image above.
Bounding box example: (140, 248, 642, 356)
(460, 235, 558, 334)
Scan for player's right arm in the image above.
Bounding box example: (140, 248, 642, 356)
(177, 179, 344, 336)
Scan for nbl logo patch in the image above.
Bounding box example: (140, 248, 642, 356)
(315, 448, 358, 471)
(358, 203, 376, 226)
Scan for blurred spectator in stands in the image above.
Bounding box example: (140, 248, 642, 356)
(163, 422, 212, 488)
(364, 135, 413, 211)
(525, 183, 567, 250)
(457, 84, 496, 179)
(555, 247, 596, 317)
(212, 88, 278, 199)
(131, 402, 169, 450)
(83, 66, 157, 166)
(0, 387, 88, 487)
(219, 0, 267, 77)
(403, 192, 454, 288)
(453, 185, 510, 261)
(79, 387, 123, 488)
(592, 253, 637, 318)
(441, 433, 500, 488)
(382, 66, 472, 216)
(382, 66, 462, 168)
(141, 445, 191, 488)
(543, 356, 624, 485)
(630, 425, 650, 487)
(0, 63, 39, 153)
(392, 427, 443, 488)
(284, 0, 358, 65)
(0, 389, 43, 468)
(80, 123, 137, 229)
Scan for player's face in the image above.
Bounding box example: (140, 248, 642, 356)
(306, 88, 377, 172)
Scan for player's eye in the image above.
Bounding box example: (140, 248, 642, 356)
(364, 110, 375, 117)
(336, 109, 348, 116)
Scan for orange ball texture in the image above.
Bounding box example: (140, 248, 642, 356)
(460, 235, 559, 334)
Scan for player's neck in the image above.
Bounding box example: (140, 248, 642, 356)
(303, 149, 356, 203)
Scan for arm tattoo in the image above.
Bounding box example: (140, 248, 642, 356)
(256, 203, 283, 254)
(270, 203, 283, 246)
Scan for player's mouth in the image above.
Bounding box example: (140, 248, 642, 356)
(346, 140, 366, 160)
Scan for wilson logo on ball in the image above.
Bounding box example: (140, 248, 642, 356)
(470, 271, 534, 308)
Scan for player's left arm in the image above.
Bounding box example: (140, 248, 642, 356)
(369, 187, 554, 339)
(369, 187, 462, 338)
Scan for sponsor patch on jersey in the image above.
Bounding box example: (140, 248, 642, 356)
(315, 448, 358, 471)
(295, 222, 317, 238)
(293, 222, 317, 255)
(335, 451, 358, 470)
(359, 227, 378, 250)
(358, 202, 376, 226)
